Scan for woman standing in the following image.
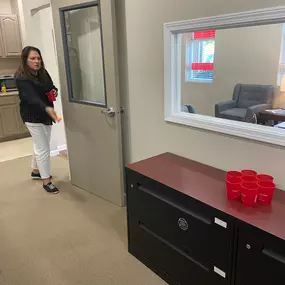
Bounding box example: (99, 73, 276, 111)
(15, 46, 59, 194)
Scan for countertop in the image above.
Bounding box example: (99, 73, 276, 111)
(127, 152, 285, 241)
(0, 91, 19, 97)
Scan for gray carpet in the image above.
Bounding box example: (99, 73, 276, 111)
(0, 156, 165, 285)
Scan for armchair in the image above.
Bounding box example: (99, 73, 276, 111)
(215, 84, 274, 123)
(181, 104, 196, 114)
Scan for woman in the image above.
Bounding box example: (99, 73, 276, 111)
(15, 46, 59, 194)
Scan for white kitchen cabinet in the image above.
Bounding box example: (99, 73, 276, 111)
(0, 15, 22, 57)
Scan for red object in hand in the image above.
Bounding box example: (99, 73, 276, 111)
(46, 90, 56, 102)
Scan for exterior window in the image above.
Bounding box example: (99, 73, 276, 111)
(278, 24, 285, 86)
(185, 30, 215, 83)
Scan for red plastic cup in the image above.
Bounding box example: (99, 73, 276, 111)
(258, 181, 275, 205)
(46, 90, 56, 102)
(241, 182, 259, 207)
(257, 174, 274, 183)
(226, 177, 241, 200)
(242, 175, 257, 183)
(226, 171, 242, 181)
(241, 169, 257, 177)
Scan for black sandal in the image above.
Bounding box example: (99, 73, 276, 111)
(31, 172, 52, 180)
(43, 182, 59, 194)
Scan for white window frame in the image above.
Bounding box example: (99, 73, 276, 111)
(278, 24, 285, 86)
(164, 6, 285, 147)
(185, 35, 215, 83)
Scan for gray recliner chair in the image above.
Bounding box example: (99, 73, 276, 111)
(215, 84, 274, 122)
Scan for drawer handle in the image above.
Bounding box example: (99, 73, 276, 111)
(139, 220, 209, 272)
(138, 185, 211, 225)
(262, 248, 285, 265)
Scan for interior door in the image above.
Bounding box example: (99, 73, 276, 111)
(51, 0, 124, 206)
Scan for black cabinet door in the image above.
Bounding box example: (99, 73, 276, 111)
(126, 170, 233, 285)
(129, 217, 228, 285)
(127, 171, 233, 275)
(235, 223, 285, 285)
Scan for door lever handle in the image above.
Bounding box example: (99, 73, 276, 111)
(101, 107, 115, 117)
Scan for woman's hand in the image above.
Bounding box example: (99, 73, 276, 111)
(45, 107, 57, 122)
(53, 89, 58, 98)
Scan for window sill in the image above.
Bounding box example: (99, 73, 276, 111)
(165, 112, 285, 147)
(185, 79, 213, 84)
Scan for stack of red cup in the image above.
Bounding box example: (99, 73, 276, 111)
(226, 170, 275, 207)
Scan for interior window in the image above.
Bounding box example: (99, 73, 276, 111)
(185, 30, 216, 83)
(61, 4, 107, 106)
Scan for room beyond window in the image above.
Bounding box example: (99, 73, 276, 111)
(185, 30, 216, 83)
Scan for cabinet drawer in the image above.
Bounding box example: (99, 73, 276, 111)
(236, 223, 285, 285)
(0, 96, 17, 105)
(127, 172, 233, 275)
(129, 218, 228, 285)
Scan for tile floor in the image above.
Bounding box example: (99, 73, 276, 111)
(0, 137, 33, 163)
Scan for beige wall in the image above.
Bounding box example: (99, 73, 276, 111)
(181, 24, 282, 116)
(116, 0, 285, 190)
(17, 0, 50, 45)
(10, 0, 19, 14)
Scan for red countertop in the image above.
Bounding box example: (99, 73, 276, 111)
(127, 153, 285, 241)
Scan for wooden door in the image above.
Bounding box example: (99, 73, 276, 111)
(0, 15, 22, 57)
(0, 111, 4, 138)
(0, 105, 21, 136)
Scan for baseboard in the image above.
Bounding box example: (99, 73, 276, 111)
(50, 144, 67, 157)
(58, 144, 67, 152)
(50, 149, 59, 157)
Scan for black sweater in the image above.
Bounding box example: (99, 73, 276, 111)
(15, 70, 57, 125)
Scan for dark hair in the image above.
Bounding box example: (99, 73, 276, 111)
(15, 46, 46, 83)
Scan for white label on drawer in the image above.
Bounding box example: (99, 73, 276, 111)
(214, 217, 227, 229)
(214, 266, 226, 278)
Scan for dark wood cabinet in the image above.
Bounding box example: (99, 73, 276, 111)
(236, 223, 285, 285)
(126, 153, 285, 285)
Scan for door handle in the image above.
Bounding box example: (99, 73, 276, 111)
(101, 107, 115, 117)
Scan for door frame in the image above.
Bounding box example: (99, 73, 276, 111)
(59, 0, 108, 107)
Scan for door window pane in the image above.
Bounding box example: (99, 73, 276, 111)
(61, 4, 106, 105)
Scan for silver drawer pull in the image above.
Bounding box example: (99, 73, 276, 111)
(214, 217, 227, 229)
(214, 266, 226, 278)
(178, 218, 188, 231)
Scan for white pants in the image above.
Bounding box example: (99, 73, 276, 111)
(26, 123, 52, 179)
